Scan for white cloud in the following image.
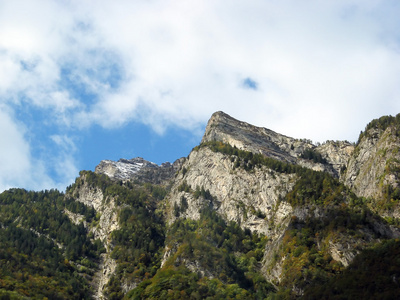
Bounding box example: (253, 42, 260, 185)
(1, 0, 400, 190)
(0, 107, 54, 191)
(0, 110, 79, 192)
(74, 0, 400, 141)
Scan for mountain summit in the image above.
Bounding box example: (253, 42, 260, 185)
(202, 111, 355, 177)
(202, 111, 302, 162)
(1, 111, 400, 299)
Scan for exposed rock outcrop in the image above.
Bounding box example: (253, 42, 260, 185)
(167, 147, 295, 236)
(316, 140, 354, 178)
(343, 125, 400, 217)
(344, 127, 400, 199)
(95, 157, 185, 184)
(202, 111, 309, 163)
(95, 158, 156, 181)
(67, 175, 120, 299)
(91, 254, 117, 300)
(64, 208, 86, 226)
(202, 111, 353, 177)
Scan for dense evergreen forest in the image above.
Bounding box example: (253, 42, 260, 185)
(0, 189, 97, 299)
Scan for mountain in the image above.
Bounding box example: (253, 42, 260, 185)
(1, 111, 400, 299)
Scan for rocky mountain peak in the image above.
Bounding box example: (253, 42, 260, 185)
(95, 157, 157, 180)
(95, 157, 185, 184)
(202, 111, 354, 177)
(202, 111, 304, 163)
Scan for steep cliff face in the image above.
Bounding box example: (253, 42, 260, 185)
(166, 148, 295, 236)
(203, 111, 353, 177)
(67, 175, 120, 250)
(66, 174, 120, 300)
(202, 111, 309, 164)
(343, 117, 400, 217)
(316, 140, 354, 178)
(65, 170, 168, 300)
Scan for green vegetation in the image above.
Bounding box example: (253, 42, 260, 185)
(299, 148, 327, 164)
(0, 189, 103, 260)
(0, 172, 170, 299)
(357, 113, 400, 144)
(351, 113, 400, 212)
(0, 189, 95, 299)
(177, 180, 192, 193)
(174, 196, 189, 217)
(70, 171, 167, 299)
(195, 141, 301, 173)
(193, 185, 213, 200)
(286, 169, 357, 206)
(273, 205, 383, 298)
(129, 207, 275, 299)
(338, 113, 400, 218)
(198, 141, 397, 296)
(64, 197, 97, 222)
(127, 266, 252, 299)
(0, 225, 91, 299)
(377, 158, 400, 211)
(302, 239, 400, 299)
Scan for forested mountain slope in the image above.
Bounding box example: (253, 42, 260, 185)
(1, 111, 400, 299)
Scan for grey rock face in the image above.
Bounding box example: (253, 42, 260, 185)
(167, 147, 295, 236)
(163, 146, 296, 279)
(316, 140, 355, 178)
(95, 157, 184, 184)
(202, 111, 307, 163)
(343, 126, 400, 206)
(95, 157, 158, 180)
(133, 158, 185, 184)
(202, 111, 352, 177)
(67, 175, 119, 300)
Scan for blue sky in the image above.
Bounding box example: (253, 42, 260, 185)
(1, 0, 400, 192)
